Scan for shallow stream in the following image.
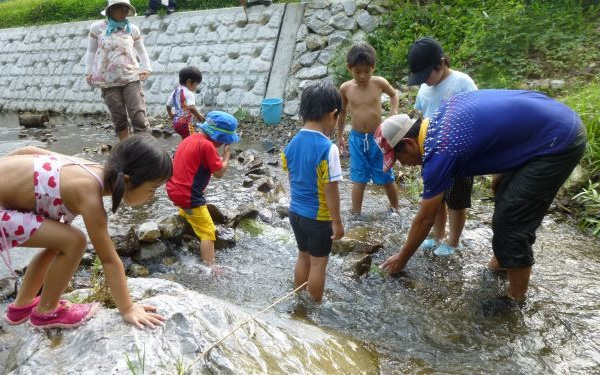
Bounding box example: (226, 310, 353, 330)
(1, 113, 599, 374)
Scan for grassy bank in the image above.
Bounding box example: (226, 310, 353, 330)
(332, 0, 600, 235)
(0, 0, 294, 28)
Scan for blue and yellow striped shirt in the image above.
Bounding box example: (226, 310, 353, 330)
(282, 129, 342, 221)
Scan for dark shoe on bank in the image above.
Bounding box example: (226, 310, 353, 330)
(166, 7, 175, 14)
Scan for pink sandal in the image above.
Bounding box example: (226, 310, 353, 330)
(30, 301, 100, 329)
(5, 296, 41, 325)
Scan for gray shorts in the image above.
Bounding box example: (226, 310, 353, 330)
(101, 80, 149, 135)
(492, 124, 587, 268)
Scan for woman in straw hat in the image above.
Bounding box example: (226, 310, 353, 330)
(86, 0, 152, 140)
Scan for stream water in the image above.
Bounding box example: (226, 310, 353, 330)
(1, 113, 599, 374)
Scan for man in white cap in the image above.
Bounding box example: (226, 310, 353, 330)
(374, 89, 586, 301)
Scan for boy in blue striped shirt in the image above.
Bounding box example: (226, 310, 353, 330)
(282, 82, 345, 302)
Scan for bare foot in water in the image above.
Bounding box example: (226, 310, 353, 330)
(487, 255, 508, 272)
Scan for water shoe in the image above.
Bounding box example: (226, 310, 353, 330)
(30, 301, 99, 329)
(5, 296, 41, 325)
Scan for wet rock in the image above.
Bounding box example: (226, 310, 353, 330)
(256, 177, 275, 193)
(182, 234, 200, 253)
(215, 225, 236, 249)
(138, 222, 161, 243)
(342, 253, 372, 277)
(120, 256, 133, 270)
(162, 257, 177, 266)
(266, 146, 278, 154)
(126, 263, 150, 278)
(72, 275, 92, 289)
(206, 203, 230, 225)
(111, 227, 140, 257)
(133, 241, 168, 261)
(276, 205, 289, 219)
(267, 159, 279, 167)
(243, 178, 254, 188)
(80, 252, 96, 268)
(331, 228, 384, 255)
(18, 112, 49, 128)
(258, 208, 274, 223)
(3, 278, 379, 374)
(230, 204, 260, 227)
(158, 214, 186, 240)
(246, 167, 267, 176)
(247, 173, 263, 181)
(98, 144, 112, 154)
(0, 276, 17, 300)
(245, 159, 264, 171)
(237, 149, 259, 164)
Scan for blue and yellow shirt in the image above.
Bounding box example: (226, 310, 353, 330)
(282, 129, 343, 221)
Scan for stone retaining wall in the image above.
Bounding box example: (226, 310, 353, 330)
(283, 0, 388, 115)
(0, 1, 389, 117)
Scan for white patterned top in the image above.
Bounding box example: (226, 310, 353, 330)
(85, 20, 151, 88)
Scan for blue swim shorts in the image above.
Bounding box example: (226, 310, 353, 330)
(349, 129, 394, 184)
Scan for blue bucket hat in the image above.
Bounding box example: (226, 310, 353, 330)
(198, 111, 240, 144)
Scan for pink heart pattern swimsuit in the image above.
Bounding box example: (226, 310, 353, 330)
(0, 154, 103, 275)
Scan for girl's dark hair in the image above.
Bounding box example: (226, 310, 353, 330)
(179, 66, 203, 85)
(393, 112, 422, 152)
(104, 135, 173, 213)
(347, 43, 377, 67)
(299, 82, 343, 122)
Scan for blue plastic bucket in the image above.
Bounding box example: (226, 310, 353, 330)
(261, 98, 283, 125)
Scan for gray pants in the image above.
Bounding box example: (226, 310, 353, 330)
(101, 80, 149, 135)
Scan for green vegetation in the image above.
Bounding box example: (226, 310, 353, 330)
(333, 0, 600, 235)
(0, 0, 296, 29)
(573, 181, 600, 235)
(125, 344, 146, 375)
(66, 256, 117, 308)
(366, 0, 600, 89)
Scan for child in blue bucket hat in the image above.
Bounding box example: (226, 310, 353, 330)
(197, 111, 240, 144)
(167, 111, 239, 267)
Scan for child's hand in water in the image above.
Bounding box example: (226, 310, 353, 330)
(122, 304, 166, 329)
(331, 220, 344, 240)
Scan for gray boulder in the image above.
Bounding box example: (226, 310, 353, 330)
(138, 221, 161, 243)
(1, 278, 379, 374)
(111, 227, 140, 257)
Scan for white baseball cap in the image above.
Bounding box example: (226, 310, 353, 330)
(374, 114, 418, 172)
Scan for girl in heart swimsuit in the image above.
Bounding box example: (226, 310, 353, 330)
(1, 135, 172, 329)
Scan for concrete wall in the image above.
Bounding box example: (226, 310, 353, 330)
(0, 1, 388, 117)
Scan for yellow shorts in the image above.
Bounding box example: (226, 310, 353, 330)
(179, 206, 216, 241)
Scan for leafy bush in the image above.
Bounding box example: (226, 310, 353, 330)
(364, 0, 600, 88)
(0, 0, 271, 28)
(573, 180, 600, 236)
(562, 81, 600, 177)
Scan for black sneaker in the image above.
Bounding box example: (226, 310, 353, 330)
(144, 9, 157, 16)
(166, 7, 175, 14)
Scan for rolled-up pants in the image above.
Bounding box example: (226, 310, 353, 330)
(101, 80, 149, 135)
